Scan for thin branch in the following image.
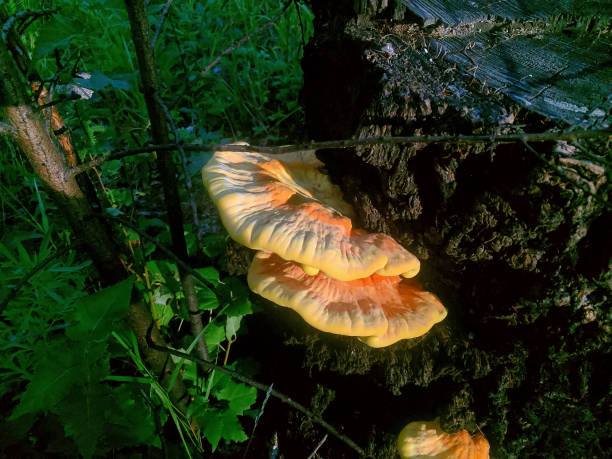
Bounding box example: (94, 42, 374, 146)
(307, 434, 328, 459)
(125, 0, 209, 362)
(151, 0, 173, 48)
(145, 325, 368, 458)
(103, 213, 217, 291)
(71, 129, 612, 176)
(243, 383, 274, 459)
(0, 121, 15, 137)
(200, 1, 292, 77)
(1, 8, 58, 42)
(154, 92, 202, 248)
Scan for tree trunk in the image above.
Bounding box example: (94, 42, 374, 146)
(243, 2, 611, 457)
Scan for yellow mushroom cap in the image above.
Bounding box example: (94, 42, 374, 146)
(397, 419, 490, 459)
(247, 252, 446, 345)
(203, 149, 420, 281)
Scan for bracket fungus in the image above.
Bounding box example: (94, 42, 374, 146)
(247, 252, 446, 347)
(203, 149, 420, 281)
(203, 147, 447, 347)
(397, 419, 490, 459)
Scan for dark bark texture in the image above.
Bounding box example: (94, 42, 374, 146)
(238, 2, 611, 457)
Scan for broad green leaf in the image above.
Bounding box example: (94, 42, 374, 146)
(199, 407, 248, 451)
(146, 260, 181, 293)
(217, 379, 257, 414)
(104, 385, 158, 449)
(205, 321, 226, 350)
(197, 283, 219, 310)
(74, 71, 131, 90)
(55, 385, 109, 458)
(225, 297, 253, 317)
(202, 234, 226, 258)
(67, 277, 134, 341)
(195, 266, 220, 286)
(10, 340, 108, 418)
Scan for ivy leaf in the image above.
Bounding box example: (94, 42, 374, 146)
(67, 277, 134, 341)
(199, 407, 248, 451)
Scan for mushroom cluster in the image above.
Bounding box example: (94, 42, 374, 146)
(203, 147, 447, 347)
(397, 419, 490, 458)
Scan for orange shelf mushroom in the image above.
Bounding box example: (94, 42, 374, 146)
(397, 419, 490, 459)
(203, 149, 420, 281)
(247, 252, 447, 347)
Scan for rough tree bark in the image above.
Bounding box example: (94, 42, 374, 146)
(236, 2, 611, 457)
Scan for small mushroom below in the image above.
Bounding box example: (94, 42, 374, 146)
(397, 419, 490, 459)
(247, 252, 446, 347)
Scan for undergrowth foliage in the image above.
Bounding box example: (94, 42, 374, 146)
(0, 0, 313, 456)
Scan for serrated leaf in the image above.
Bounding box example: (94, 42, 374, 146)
(10, 340, 108, 419)
(217, 379, 257, 414)
(199, 408, 248, 451)
(104, 385, 157, 448)
(55, 385, 110, 458)
(205, 321, 226, 350)
(67, 277, 134, 341)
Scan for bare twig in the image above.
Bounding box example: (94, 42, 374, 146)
(151, 0, 173, 48)
(125, 0, 209, 362)
(1, 8, 58, 42)
(154, 92, 202, 248)
(307, 434, 329, 459)
(243, 383, 274, 459)
(71, 129, 612, 176)
(145, 325, 368, 457)
(104, 214, 217, 291)
(200, 1, 292, 77)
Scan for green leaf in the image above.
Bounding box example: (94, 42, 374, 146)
(104, 385, 158, 449)
(74, 71, 131, 90)
(146, 260, 181, 293)
(195, 266, 220, 286)
(225, 316, 242, 341)
(55, 385, 110, 458)
(67, 277, 134, 341)
(197, 283, 219, 310)
(217, 379, 257, 414)
(199, 407, 248, 451)
(205, 321, 226, 350)
(202, 234, 226, 258)
(225, 296, 253, 317)
(10, 340, 108, 419)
